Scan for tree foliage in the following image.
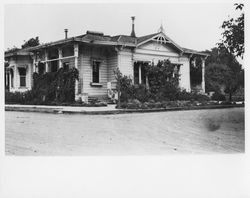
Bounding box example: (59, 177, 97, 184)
(204, 47, 244, 100)
(205, 63, 231, 92)
(22, 37, 40, 49)
(146, 59, 180, 100)
(218, 3, 244, 58)
(115, 59, 209, 103)
(5, 67, 79, 105)
(32, 67, 79, 103)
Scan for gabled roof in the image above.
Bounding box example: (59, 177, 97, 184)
(137, 33, 159, 44)
(111, 35, 137, 45)
(137, 32, 184, 53)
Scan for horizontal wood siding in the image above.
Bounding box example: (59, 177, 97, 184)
(178, 56, 191, 91)
(107, 53, 118, 89)
(118, 50, 133, 78)
(78, 46, 108, 97)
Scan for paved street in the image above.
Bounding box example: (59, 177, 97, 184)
(5, 108, 244, 155)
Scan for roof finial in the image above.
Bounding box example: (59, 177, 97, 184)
(158, 21, 165, 33)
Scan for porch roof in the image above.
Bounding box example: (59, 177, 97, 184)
(182, 47, 210, 57)
(5, 49, 33, 58)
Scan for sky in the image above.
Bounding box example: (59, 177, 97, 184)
(4, 3, 240, 52)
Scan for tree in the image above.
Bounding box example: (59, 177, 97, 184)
(146, 59, 180, 100)
(206, 63, 226, 92)
(218, 3, 244, 58)
(204, 47, 243, 101)
(22, 37, 40, 48)
(115, 59, 181, 103)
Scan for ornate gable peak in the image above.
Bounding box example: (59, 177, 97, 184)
(152, 33, 169, 44)
(137, 31, 183, 53)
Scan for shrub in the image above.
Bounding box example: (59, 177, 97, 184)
(120, 102, 128, 109)
(5, 91, 26, 104)
(146, 60, 180, 100)
(133, 84, 149, 102)
(127, 102, 139, 109)
(211, 92, 226, 101)
(192, 93, 210, 102)
(154, 102, 163, 108)
(220, 101, 232, 105)
(5, 68, 79, 105)
(176, 90, 192, 100)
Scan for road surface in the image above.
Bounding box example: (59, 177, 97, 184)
(5, 107, 244, 155)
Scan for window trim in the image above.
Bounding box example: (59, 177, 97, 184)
(90, 82, 103, 87)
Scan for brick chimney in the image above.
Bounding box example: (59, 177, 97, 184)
(130, 16, 136, 37)
(64, 29, 68, 39)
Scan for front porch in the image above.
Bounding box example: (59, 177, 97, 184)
(190, 55, 207, 94)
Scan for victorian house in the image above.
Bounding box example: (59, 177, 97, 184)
(5, 17, 208, 102)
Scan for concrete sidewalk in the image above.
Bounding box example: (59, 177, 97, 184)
(5, 103, 244, 115)
(5, 104, 120, 114)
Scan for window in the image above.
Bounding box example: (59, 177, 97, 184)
(10, 69, 14, 88)
(18, 67, 26, 87)
(92, 61, 100, 83)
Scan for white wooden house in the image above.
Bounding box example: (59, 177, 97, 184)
(5, 18, 208, 102)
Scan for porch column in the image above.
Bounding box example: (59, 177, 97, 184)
(5, 71, 8, 89)
(14, 65, 18, 89)
(74, 43, 79, 95)
(201, 57, 206, 93)
(45, 49, 49, 72)
(139, 63, 142, 84)
(58, 48, 63, 68)
(32, 55, 36, 73)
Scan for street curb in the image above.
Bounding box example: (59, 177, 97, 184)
(5, 104, 244, 115)
(5, 106, 63, 114)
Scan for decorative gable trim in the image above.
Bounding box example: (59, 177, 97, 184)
(137, 32, 183, 54)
